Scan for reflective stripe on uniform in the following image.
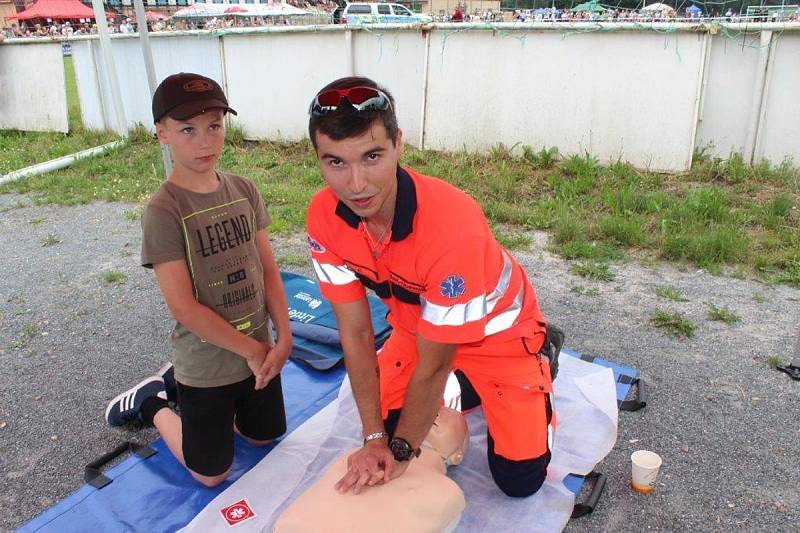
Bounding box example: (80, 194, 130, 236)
(484, 250, 513, 311)
(484, 286, 524, 336)
(312, 259, 358, 286)
(420, 250, 514, 329)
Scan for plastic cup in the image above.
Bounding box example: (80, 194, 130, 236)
(630, 450, 662, 494)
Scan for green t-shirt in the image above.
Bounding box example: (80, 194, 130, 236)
(141, 172, 271, 387)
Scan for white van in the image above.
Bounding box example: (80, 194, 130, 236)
(340, 3, 433, 24)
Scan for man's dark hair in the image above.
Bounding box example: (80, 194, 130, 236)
(308, 77, 399, 150)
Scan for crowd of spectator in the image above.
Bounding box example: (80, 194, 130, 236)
(504, 5, 800, 23)
(2, 2, 799, 40)
(0, 12, 324, 39)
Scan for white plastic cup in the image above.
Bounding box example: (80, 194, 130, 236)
(630, 450, 662, 494)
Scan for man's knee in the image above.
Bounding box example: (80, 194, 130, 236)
(487, 433, 550, 498)
(489, 450, 549, 497)
(190, 468, 231, 488)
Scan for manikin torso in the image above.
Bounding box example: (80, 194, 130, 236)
(273, 407, 469, 533)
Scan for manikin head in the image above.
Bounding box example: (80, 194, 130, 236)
(422, 406, 469, 466)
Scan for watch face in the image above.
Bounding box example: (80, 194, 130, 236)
(390, 438, 414, 462)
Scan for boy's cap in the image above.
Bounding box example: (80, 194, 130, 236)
(152, 73, 237, 123)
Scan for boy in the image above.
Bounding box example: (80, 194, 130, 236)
(104, 73, 292, 487)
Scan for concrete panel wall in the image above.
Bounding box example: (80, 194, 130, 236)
(0, 42, 68, 133)
(352, 30, 427, 146)
(5, 25, 800, 170)
(756, 32, 800, 165)
(223, 31, 348, 141)
(71, 40, 114, 132)
(694, 32, 761, 159)
(423, 29, 706, 173)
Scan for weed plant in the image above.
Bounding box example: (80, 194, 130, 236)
(706, 303, 741, 324)
(41, 233, 61, 247)
(651, 309, 696, 338)
(570, 261, 615, 282)
(655, 286, 689, 302)
(766, 355, 782, 368)
(101, 271, 127, 284)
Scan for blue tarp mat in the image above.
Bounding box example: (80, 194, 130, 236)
(20, 352, 639, 532)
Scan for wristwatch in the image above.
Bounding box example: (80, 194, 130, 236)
(389, 437, 421, 462)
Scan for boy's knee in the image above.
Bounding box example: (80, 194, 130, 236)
(190, 468, 230, 488)
(240, 436, 276, 447)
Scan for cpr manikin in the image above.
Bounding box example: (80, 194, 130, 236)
(273, 406, 469, 533)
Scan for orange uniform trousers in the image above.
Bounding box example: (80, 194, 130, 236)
(377, 328, 553, 461)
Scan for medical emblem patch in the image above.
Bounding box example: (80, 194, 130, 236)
(307, 234, 326, 254)
(219, 498, 256, 527)
(440, 275, 466, 299)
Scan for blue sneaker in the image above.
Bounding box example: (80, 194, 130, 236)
(105, 376, 166, 427)
(156, 362, 177, 404)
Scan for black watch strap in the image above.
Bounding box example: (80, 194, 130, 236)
(389, 437, 421, 462)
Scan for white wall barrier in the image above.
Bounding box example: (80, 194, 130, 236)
(70, 32, 224, 131)
(1, 24, 798, 172)
(0, 41, 68, 133)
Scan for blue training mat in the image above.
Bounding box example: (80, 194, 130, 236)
(19, 349, 640, 532)
(19, 361, 345, 533)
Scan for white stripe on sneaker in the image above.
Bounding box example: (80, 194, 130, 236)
(104, 375, 166, 425)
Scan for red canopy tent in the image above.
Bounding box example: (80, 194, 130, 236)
(7, 0, 114, 20)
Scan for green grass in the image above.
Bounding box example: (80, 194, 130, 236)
(493, 230, 532, 250)
(706, 303, 741, 324)
(30, 216, 47, 225)
(766, 355, 782, 369)
(123, 208, 142, 221)
(277, 254, 308, 267)
(100, 271, 127, 284)
(2, 112, 799, 285)
(650, 309, 696, 338)
(0, 57, 118, 176)
(655, 285, 689, 302)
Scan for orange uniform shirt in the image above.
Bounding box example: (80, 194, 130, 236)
(307, 166, 547, 346)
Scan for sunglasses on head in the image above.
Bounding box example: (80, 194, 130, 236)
(309, 86, 392, 116)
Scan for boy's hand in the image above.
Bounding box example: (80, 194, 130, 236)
(256, 337, 291, 389)
(246, 348, 267, 388)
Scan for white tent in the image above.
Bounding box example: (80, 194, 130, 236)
(172, 3, 310, 18)
(641, 3, 674, 11)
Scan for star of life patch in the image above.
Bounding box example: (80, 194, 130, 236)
(219, 498, 256, 527)
(307, 234, 326, 254)
(440, 274, 466, 299)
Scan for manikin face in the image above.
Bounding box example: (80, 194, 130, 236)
(424, 407, 469, 466)
(155, 109, 225, 179)
(314, 121, 403, 224)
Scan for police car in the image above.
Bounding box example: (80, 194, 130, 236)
(339, 2, 433, 24)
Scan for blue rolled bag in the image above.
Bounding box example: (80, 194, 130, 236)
(281, 271, 391, 370)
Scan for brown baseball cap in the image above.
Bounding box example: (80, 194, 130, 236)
(152, 72, 237, 123)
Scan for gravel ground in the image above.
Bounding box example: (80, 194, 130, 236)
(1, 193, 798, 532)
